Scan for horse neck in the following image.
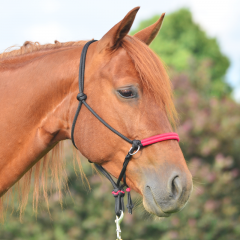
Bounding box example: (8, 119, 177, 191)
(0, 46, 82, 196)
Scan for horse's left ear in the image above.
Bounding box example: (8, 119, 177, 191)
(97, 7, 140, 51)
(134, 13, 165, 45)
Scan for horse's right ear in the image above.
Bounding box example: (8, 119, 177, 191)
(133, 13, 165, 45)
(97, 7, 140, 52)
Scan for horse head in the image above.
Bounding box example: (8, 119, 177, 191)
(71, 7, 192, 217)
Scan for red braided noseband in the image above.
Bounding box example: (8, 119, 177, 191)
(140, 132, 179, 147)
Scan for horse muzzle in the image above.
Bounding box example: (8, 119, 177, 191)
(142, 168, 193, 217)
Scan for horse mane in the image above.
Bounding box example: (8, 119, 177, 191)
(0, 36, 177, 221)
(0, 141, 89, 222)
(122, 35, 178, 126)
(0, 40, 88, 59)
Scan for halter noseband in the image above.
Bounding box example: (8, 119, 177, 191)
(71, 40, 180, 218)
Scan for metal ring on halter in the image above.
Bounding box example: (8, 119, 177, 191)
(129, 145, 141, 155)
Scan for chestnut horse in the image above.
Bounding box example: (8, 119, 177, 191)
(0, 7, 192, 219)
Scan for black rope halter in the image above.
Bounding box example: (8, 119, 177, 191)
(71, 40, 180, 217)
(71, 40, 137, 216)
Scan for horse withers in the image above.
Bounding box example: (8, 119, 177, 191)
(0, 7, 192, 218)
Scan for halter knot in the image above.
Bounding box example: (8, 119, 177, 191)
(77, 93, 87, 101)
(132, 140, 141, 150)
(128, 140, 141, 156)
(112, 189, 125, 197)
(112, 188, 125, 217)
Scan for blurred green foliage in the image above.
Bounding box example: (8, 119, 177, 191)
(173, 72, 240, 167)
(1, 8, 240, 240)
(131, 9, 231, 97)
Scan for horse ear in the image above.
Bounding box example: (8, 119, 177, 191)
(134, 13, 165, 45)
(97, 7, 140, 51)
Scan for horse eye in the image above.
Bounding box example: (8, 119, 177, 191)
(117, 88, 137, 99)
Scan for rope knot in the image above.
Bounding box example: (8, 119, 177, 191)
(132, 140, 141, 150)
(128, 140, 141, 155)
(77, 93, 87, 101)
(112, 189, 125, 197)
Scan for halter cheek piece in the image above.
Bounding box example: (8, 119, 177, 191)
(71, 40, 180, 218)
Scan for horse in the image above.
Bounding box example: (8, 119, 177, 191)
(0, 7, 192, 220)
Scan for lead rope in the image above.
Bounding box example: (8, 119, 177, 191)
(71, 40, 180, 240)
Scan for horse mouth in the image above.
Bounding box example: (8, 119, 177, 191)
(142, 183, 191, 217)
(142, 186, 171, 217)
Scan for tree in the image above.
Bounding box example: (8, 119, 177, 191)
(131, 9, 231, 97)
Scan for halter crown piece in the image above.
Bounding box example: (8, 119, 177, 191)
(71, 40, 180, 239)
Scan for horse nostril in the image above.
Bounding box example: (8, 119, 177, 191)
(171, 176, 182, 200)
(144, 171, 192, 215)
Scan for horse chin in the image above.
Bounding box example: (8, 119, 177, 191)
(142, 197, 171, 218)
